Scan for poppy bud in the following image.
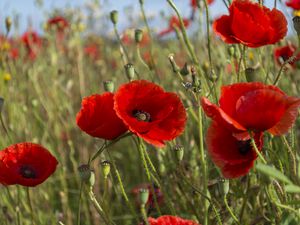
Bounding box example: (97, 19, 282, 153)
(221, 179, 229, 196)
(135, 29, 143, 44)
(191, 67, 201, 93)
(245, 67, 257, 82)
(180, 63, 190, 76)
(293, 16, 300, 35)
(5, 17, 12, 33)
(124, 63, 135, 80)
(173, 144, 184, 162)
(0, 97, 4, 113)
(78, 164, 92, 183)
(89, 170, 95, 187)
(139, 0, 144, 4)
(139, 188, 149, 206)
(103, 80, 114, 92)
(227, 45, 236, 58)
(208, 70, 218, 82)
(168, 53, 180, 73)
(110, 10, 118, 25)
(101, 160, 111, 179)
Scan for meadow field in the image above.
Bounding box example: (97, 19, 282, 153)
(0, 0, 300, 224)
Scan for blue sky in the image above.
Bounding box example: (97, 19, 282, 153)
(0, 0, 294, 35)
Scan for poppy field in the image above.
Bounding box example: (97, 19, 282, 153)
(1, 0, 300, 224)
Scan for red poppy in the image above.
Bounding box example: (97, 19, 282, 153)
(201, 82, 300, 178)
(114, 80, 187, 147)
(0, 143, 58, 187)
(158, 16, 191, 37)
(147, 215, 200, 225)
(21, 31, 42, 60)
(206, 122, 263, 178)
(47, 16, 69, 32)
(213, 0, 287, 48)
(132, 183, 164, 209)
(0, 36, 19, 60)
(274, 44, 300, 67)
(286, 0, 300, 10)
(76, 92, 128, 140)
(84, 43, 101, 60)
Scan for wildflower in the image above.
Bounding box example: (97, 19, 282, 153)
(84, 43, 101, 60)
(114, 80, 187, 147)
(286, 0, 300, 10)
(213, 0, 287, 47)
(47, 16, 69, 33)
(158, 16, 190, 37)
(21, 31, 42, 60)
(0, 143, 58, 187)
(146, 215, 200, 225)
(274, 44, 300, 67)
(76, 92, 128, 140)
(201, 82, 300, 178)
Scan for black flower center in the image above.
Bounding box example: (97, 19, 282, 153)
(132, 110, 151, 122)
(20, 165, 37, 179)
(237, 140, 252, 156)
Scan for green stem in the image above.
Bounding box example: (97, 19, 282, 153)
(250, 136, 267, 164)
(224, 195, 240, 224)
(77, 181, 83, 225)
(26, 187, 36, 225)
(141, 205, 150, 225)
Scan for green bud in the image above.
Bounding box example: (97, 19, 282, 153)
(135, 29, 143, 44)
(293, 16, 300, 35)
(78, 164, 92, 183)
(168, 53, 180, 73)
(191, 68, 201, 93)
(180, 63, 190, 76)
(174, 144, 184, 162)
(89, 170, 95, 187)
(139, 0, 144, 5)
(227, 45, 236, 58)
(5, 17, 12, 33)
(103, 80, 114, 92)
(110, 10, 118, 25)
(208, 70, 218, 82)
(139, 188, 149, 205)
(245, 67, 256, 82)
(101, 160, 111, 179)
(222, 179, 229, 196)
(124, 63, 135, 80)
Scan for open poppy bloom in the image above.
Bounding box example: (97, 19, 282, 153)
(146, 215, 200, 225)
(0, 143, 58, 187)
(21, 31, 42, 60)
(47, 16, 69, 32)
(158, 16, 190, 37)
(76, 92, 128, 140)
(213, 0, 287, 48)
(114, 80, 187, 147)
(286, 0, 300, 10)
(201, 82, 300, 178)
(274, 44, 300, 67)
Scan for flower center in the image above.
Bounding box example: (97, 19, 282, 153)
(132, 110, 151, 122)
(237, 140, 252, 156)
(20, 165, 37, 179)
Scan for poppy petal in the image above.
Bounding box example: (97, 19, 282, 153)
(213, 15, 239, 44)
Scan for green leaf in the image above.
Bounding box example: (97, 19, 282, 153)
(255, 163, 292, 184)
(285, 184, 300, 193)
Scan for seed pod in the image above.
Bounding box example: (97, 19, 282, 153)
(103, 80, 114, 92)
(110, 10, 118, 25)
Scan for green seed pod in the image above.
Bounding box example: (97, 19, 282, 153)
(139, 188, 149, 205)
(89, 170, 95, 187)
(110, 10, 118, 25)
(293, 16, 300, 35)
(101, 160, 111, 179)
(78, 164, 92, 183)
(103, 80, 114, 92)
(227, 45, 236, 58)
(168, 54, 180, 73)
(139, 0, 144, 5)
(124, 63, 135, 80)
(245, 67, 256, 82)
(135, 29, 143, 44)
(174, 144, 184, 162)
(208, 70, 218, 82)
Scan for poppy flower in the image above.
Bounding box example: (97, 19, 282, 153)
(213, 0, 287, 48)
(114, 80, 187, 147)
(84, 43, 101, 60)
(146, 215, 200, 225)
(0, 143, 58, 187)
(132, 183, 164, 209)
(76, 92, 128, 140)
(158, 16, 191, 37)
(190, 0, 214, 9)
(21, 31, 42, 60)
(286, 0, 300, 10)
(274, 44, 300, 67)
(47, 16, 69, 32)
(201, 82, 300, 178)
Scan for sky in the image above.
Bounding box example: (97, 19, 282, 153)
(0, 0, 295, 36)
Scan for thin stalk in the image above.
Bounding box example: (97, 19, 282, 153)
(250, 136, 267, 164)
(77, 181, 83, 225)
(26, 187, 36, 225)
(224, 195, 240, 224)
